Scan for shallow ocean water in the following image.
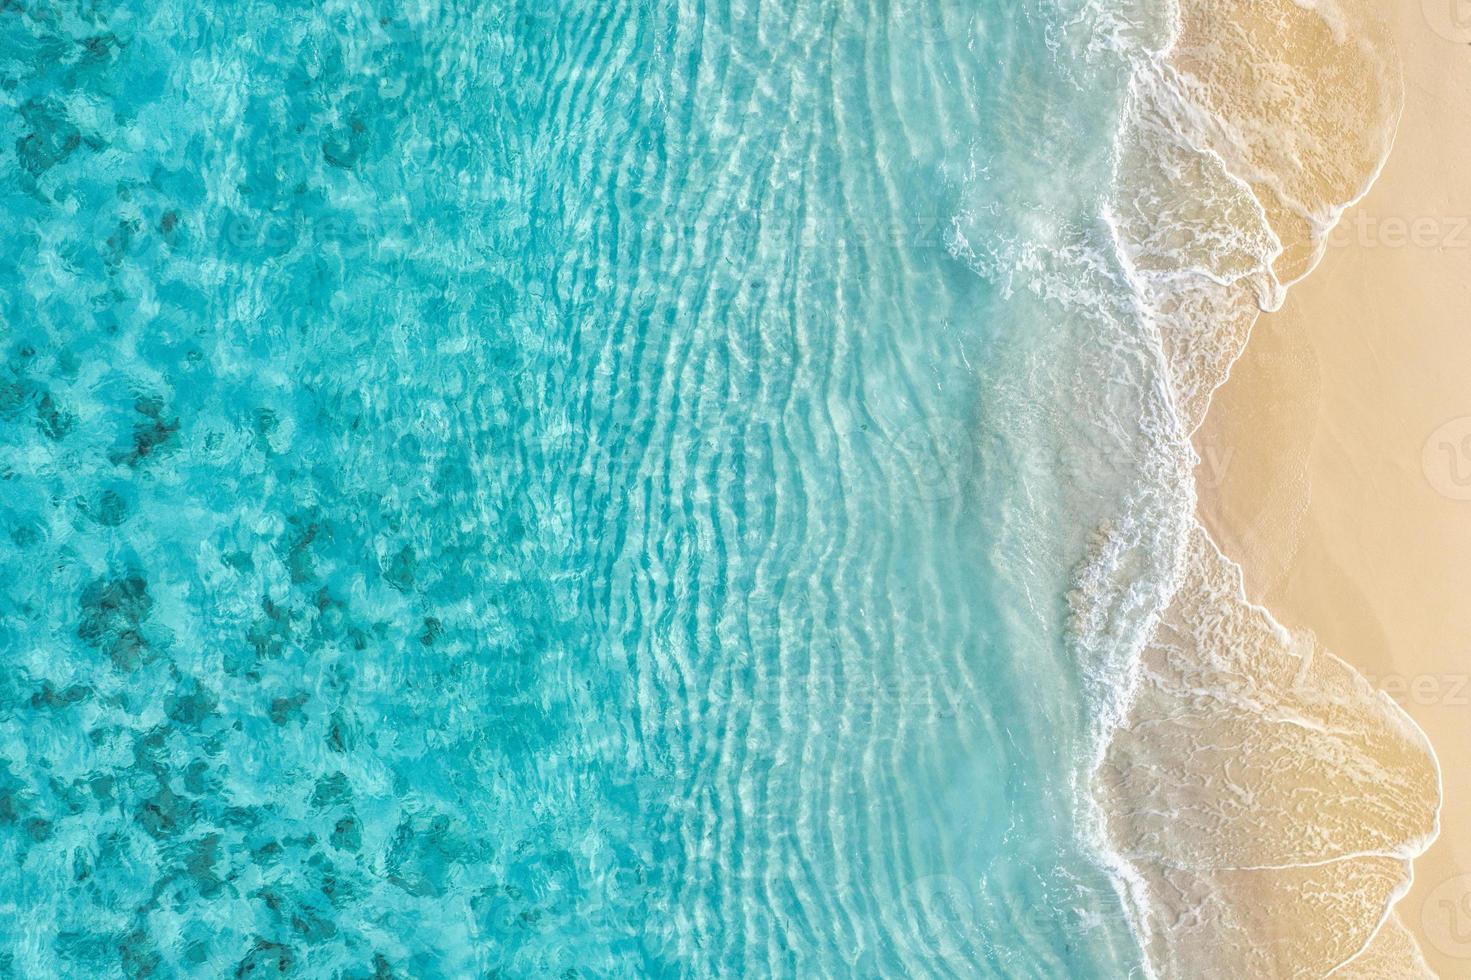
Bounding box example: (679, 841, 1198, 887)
(0, 1, 1158, 976)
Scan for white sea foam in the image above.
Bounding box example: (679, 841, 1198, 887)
(1067, 0, 1443, 976)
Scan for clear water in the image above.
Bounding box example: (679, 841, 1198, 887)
(0, 1, 1153, 976)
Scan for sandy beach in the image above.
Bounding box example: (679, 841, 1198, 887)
(1194, 2, 1471, 974)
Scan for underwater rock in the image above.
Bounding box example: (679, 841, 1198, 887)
(77, 572, 154, 669)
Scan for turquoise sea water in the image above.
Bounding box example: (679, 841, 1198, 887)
(1, 1, 1164, 976)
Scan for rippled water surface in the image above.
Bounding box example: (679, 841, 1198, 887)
(0, 1, 1153, 976)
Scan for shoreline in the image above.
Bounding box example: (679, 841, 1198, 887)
(1092, 0, 1451, 974)
(1193, 1, 1471, 974)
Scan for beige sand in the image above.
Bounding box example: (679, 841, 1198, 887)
(1095, 1, 1447, 974)
(1194, 3, 1471, 975)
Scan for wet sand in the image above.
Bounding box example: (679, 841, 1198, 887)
(1194, 3, 1471, 973)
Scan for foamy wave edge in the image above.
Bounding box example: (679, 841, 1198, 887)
(1075, 0, 1444, 976)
